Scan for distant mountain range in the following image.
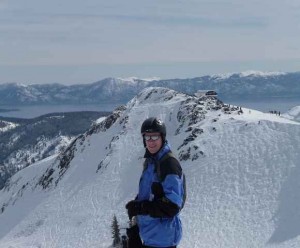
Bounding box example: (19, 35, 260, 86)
(1, 71, 300, 105)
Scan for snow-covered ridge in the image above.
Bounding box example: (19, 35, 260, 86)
(213, 70, 287, 80)
(239, 70, 286, 77)
(0, 87, 300, 247)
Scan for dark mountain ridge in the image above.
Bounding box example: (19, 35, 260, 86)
(0, 111, 110, 189)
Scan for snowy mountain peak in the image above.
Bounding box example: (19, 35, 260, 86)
(1, 87, 300, 247)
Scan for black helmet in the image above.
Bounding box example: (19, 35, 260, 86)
(141, 117, 166, 137)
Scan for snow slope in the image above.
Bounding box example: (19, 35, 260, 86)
(0, 87, 300, 248)
(282, 106, 300, 122)
(0, 120, 18, 133)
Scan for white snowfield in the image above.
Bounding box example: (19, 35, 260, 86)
(0, 87, 300, 248)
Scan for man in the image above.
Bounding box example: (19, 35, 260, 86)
(125, 117, 184, 248)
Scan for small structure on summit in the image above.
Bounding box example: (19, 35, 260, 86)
(195, 90, 218, 97)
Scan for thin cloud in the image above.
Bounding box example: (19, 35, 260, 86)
(102, 13, 267, 28)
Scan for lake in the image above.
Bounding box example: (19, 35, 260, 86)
(0, 98, 299, 119)
(0, 103, 121, 118)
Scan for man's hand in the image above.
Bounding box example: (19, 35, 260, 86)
(125, 200, 152, 219)
(125, 200, 141, 219)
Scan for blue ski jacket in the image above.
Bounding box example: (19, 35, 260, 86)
(137, 142, 184, 247)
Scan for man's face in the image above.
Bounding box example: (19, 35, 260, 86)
(144, 132, 163, 154)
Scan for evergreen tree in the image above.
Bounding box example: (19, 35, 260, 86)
(111, 214, 121, 247)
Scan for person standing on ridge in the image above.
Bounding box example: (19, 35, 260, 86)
(125, 117, 184, 248)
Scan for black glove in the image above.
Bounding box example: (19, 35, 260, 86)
(125, 200, 151, 219)
(151, 182, 165, 199)
(126, 200, 142, 219)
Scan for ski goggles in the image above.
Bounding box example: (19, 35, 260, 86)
(144, 135, 161, 141)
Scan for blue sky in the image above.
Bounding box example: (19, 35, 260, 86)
(0, 0, 300, 84)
